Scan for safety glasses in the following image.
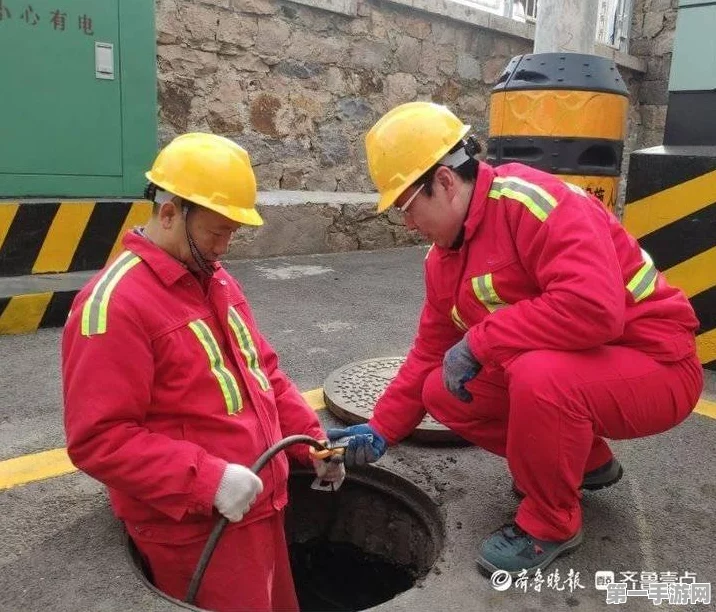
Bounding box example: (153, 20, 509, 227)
(395, 183, 424, 214)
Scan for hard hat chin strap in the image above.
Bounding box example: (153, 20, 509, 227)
(148, 187, 215, 276)
(182, 205, 215, 276)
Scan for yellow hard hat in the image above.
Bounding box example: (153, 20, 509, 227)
(365, 102, 471, 212)
(145, 133, 262, 226)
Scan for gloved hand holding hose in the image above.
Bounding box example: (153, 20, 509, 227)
(213, 463, 264, 522)
(189, 431, 385, 605)
(187, 434, 339, 605)
(326, 424, 387, 467)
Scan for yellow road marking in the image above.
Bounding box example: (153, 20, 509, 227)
(2, 390, 714, 492)
(694, 397, 716, 420)
(0, 448, 76, 491)
(696, 329, 716, 366)
(32, 202, 95, 274)
(302, 387, 325, 411)
(623, 169, 716, 239)
(0, 388, 326, 491)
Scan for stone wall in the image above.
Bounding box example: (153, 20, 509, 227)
(155, 0, 678, 256)
(629, 0, 679, 149)
(156, 0, 533, 193)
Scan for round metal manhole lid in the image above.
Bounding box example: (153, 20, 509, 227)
(323, 357, 464, 443)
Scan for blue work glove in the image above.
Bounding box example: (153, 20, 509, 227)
(326, 424, 387, 467)
(442, 336, 482, 402)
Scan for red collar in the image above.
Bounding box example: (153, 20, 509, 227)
(463, 161, 496, 243)
(121, 231, 220, 287)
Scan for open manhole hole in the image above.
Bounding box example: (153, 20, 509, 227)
(127, 465, 444, 611)
(324, 357, 465, 444)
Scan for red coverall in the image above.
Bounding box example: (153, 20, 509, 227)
(63, 232, 324, 611)
(369, 162, 703, 541)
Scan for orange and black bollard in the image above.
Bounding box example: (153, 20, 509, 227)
(487, 52, 628, 212)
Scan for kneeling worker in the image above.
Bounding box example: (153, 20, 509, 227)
(328, 102, 703, 577)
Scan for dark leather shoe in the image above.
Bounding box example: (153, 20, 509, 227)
(512, 458, 624, 497)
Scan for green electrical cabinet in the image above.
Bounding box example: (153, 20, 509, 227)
(0, 0, 157, 197)
(669, 1, 716, 92)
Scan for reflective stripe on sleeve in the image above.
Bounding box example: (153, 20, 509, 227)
(471, 274, 508, 313)
(489, 176, 558, 222)
(81, 252, 142, 336)
(228, 306, 270, 391)
(189, 319, 243, 414)
(627, 249, 658, 303)
(450, 305, 468, 332)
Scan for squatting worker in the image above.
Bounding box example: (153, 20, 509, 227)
(327, 102, 703, 577)
(62, 133, 344, 611)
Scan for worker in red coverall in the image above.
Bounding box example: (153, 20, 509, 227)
(327, 102, 703, 577)
(62, 133, 344, 611)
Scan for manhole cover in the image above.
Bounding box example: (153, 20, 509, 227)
(324, 357, 464, 443)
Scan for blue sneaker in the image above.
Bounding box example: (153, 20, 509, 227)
(477, 524, 583, 578)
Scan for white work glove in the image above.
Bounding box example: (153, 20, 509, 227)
(312, 457, 346, 489)
(213, 464, 264, 523)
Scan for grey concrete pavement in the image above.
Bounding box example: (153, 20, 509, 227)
(0, 246, 714, 612)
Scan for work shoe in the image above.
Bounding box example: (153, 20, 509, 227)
(477, 523, 583, 578)
(512, 458, 624, 497)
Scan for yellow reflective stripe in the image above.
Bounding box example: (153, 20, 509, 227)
(450, 305, 468, 331)
(228, 306, 270, 391)
(189, 320, 243, 414)
(627, 249, 658, 303)
(489, 176, 558, 222)
(81, 252, 141, 336)
(471, 274, 508, 313)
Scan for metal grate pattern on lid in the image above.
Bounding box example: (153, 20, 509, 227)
(323, 357, 464, 443)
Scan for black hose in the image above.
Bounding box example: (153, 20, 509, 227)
(185, 435, 329, 605)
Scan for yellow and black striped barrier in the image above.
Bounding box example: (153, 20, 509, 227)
(624, 146, 716, 371)
(0, 290, 80, 334)
(0, 199, 151, 334)
(0, 200, 151, 276)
